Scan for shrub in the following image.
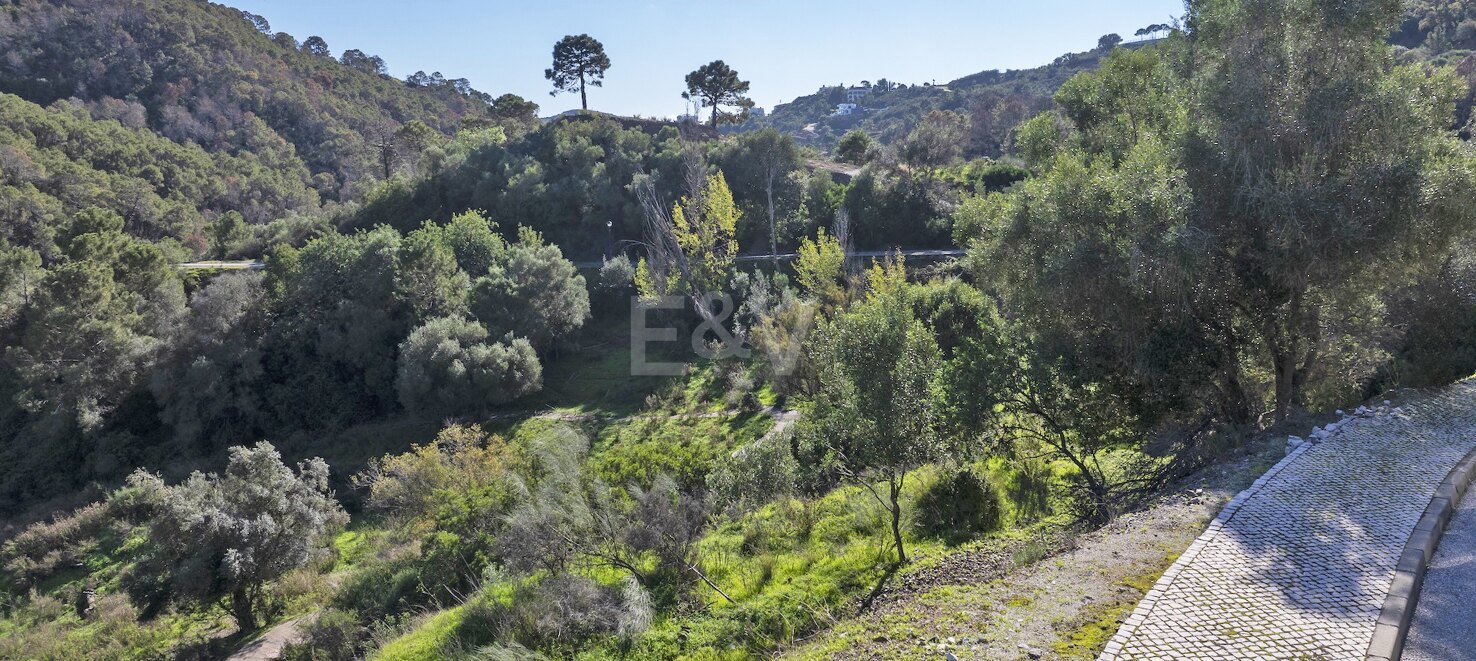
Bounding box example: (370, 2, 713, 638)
(1, 501, 112, 588)
(331, 557, 424, 621)
(707, 431, 799, 514)
(395, 317, 542, 416)
(134, 443, 347, 630)
(597, 254, 634, 291)
(1384, 252, 1476, 388)
(914, 469, 1002, 543)
(1006, 458, 1054, 522)
(283, 609, 364, 661)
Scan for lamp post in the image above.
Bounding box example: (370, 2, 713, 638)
(605, 220, 614, 260)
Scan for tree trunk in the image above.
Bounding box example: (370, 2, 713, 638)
(1266, 288, 1314, 423)
(231, 585, 256, 631)
(765, 172, 777, 266)
(580, 76, 588, 110)
(888, 475, 907, 565)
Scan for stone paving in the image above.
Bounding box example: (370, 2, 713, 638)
(1100, 381, 1476, 660)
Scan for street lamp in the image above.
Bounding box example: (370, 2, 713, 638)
(605, 220, 614, 260)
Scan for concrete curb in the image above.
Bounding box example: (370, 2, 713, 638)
(1364, 444, 1476, 661)
(1097, 441, 1315, 660)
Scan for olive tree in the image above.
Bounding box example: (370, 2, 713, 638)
(135, 443, 346, 630)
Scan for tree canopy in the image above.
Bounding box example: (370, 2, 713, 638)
(546, 34, 612, 111)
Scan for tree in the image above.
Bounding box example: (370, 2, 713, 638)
(899, 110, 968, 170)
(796, 259, 942, 564)
(489, 94, 541, 134)
(716, 129, 800, 259)
(470, 227, 590, 351)
(684, 60, 753, 128)
(0, 240, 41, 330)
(835, 130, 873, 165)
(301, 36, 331, 58)
(545, 34, 611, 111)
(1098, 33, 1123, 50)
(794, 227, 847, 308)
(150, 271, 267, 450)
(211, 211, 249, 259)
(395, 317, 542, 416)
(1184, 0, 1476, 420)
(241, 11, 270, 34)
(135, 443, 346, 630)
(340, 49, 387, 75)
(396, 223, 470, 322)
(394, 120, 440, 175)
(671, 172, 740, 293)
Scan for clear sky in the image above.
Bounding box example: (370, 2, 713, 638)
(226, 0, 1185, 118)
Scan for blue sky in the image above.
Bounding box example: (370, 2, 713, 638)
(228, 0, 1185, 118)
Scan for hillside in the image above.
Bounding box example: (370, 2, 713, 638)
(736, 42, 1152, 155)
(0, 0, 495, 213)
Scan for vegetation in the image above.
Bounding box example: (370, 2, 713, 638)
(0, 1, 1474, 660)
(684, 60, 754, 128)
(545, 34, 612, 111)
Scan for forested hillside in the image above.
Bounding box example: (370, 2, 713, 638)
(0, 1, 1473, 660)
(738, 42, 1124, 155)
(0, 0, 494, 196)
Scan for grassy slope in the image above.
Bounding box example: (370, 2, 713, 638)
(785, 437, 1290, 660)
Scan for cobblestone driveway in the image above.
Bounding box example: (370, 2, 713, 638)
(1101, 382, 1476, 660)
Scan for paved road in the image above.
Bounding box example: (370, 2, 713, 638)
(1101, 381, 1476, 660)
(180, 248, 966, 272)
(1405, 487, 1476, 660)
(178, 260, 263, 270)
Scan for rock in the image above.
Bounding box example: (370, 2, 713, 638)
(946, 654, 958, 661)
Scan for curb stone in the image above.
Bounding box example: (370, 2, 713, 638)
(1364, 444, 1476, 661)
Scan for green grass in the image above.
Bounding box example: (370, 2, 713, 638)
(375, 604, 468, 661)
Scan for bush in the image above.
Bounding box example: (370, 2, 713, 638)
(1384, 252, 1476, 388)
(1, 501, 112, 588)
(707, 431, 799, 513)
(395, 317, 543, 416)
(597, 255, 634, 291)
(1006, 459, 1054, 522)
(331, 557, 424, 621)
(914, 469, 1002, 543)
(283, 609, 364, 661)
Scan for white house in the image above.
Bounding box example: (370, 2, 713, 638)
(834, 103, 859, 116)
(846, 86, 870, 103)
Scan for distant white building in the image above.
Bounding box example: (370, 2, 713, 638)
(834, 103, 859, 116)
(846, 86, 870, 103)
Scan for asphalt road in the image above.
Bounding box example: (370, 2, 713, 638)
(179, 248, 967, 272)
(1405, 488, 1476, 660)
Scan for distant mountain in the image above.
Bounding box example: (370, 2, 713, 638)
(735, 41, 1160, 156)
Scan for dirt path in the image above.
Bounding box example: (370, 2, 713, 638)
(227, 616, 307, 661)
(785, 440, 1286, 660)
